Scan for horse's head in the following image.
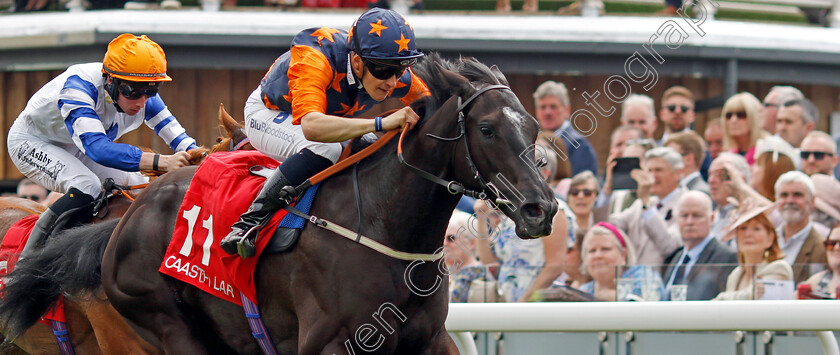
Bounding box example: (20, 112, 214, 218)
(415, 54, 558, 239)
(212, 103, 253, 153)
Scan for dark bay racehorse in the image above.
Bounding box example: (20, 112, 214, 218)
(98, 53, 557, 354)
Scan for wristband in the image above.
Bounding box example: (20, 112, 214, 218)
(374, 116, 384, 132)
(153, 154, 160, 171)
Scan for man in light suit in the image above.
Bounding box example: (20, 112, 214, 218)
(609, 147, 685, 265)
(774, 171, 828, 284)
(665, 131, 709, 194)
(663, 191, 737, 300)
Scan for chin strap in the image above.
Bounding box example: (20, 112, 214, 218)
(103, 75, 125, 113)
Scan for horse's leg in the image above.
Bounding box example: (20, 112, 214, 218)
(76, 292, 160, 355)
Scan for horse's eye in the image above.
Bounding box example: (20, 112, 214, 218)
(216, 137, 223, 143)
(479, 126, 493, 137)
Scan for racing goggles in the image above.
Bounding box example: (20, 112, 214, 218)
(117, 81, 159, 100)
(364, 58, 416, 80)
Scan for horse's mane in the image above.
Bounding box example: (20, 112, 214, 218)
(410, 52, 506, 120)
(0, 219, 119, 339)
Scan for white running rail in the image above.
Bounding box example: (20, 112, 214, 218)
(447, 301, 840, 355)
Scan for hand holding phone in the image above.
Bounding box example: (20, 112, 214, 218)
(611, 157, 641, 191)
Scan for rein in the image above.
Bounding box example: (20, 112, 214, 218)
(93, 178, 148, 218)
(282, 85, 512, 262)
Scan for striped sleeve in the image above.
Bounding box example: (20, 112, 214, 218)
(144, 95, 198, 152)
(60, 75, 144, 171)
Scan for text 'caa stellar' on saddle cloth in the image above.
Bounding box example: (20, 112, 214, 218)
(158, 151, 287, 305)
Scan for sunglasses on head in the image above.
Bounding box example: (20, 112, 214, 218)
(725, 111, 747, 120)
(666, 104, 691, 113)
(364, 60, 407, 80)
(823, 239, 840, 251)
(117, 82, 158, 100)
(569, 188, 596, 197)
(801, 151, 834, 160)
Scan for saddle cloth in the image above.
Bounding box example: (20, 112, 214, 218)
(159, 151, 318, 305)
(0, 214, 66, 324)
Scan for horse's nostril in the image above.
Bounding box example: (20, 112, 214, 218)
(522, 203, 543, 219)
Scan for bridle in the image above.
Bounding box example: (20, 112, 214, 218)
(397, 84, 512, 204)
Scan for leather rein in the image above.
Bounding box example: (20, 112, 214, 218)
(281, 84, 512, 262)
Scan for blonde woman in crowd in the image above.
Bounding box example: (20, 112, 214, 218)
(720, 92, 769, 166)
(577, 223, 664, 301)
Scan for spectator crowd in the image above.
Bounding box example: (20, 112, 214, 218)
(444, 82, 840, 303)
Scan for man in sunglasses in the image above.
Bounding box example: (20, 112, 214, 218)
(7, 33, 198, 259)
(800, 131, 839, 178)
(658, 86, 696, 145)
(761, 86, 804, 135)
(221, 8, 429, 257)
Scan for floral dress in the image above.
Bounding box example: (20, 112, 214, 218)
(449, 264, 490, 303)
(492, 199, 576, 302)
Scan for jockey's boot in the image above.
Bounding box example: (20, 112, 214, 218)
(220, 148, 335, 258)
(220, 169, 295, 258)
(19, 188, 95, 261)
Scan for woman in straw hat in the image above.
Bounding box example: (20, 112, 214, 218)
(713, 163, 793, 300)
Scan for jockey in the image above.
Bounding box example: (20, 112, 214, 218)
(7, 33, 198, 258)
(220, 8, 429, 258)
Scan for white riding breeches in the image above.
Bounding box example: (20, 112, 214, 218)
(243, 87, 343, 163)
(7, 118, 149, 197)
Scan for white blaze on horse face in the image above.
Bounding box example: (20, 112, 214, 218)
(502, 106, 528, 138)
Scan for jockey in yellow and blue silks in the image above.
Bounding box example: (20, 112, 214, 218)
(220, 8, 429, 258)
(7, 34, 197, 259)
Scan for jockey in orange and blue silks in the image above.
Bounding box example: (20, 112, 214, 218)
(220, 8, 430, 258)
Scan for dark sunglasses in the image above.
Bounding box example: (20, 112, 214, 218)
(801, 151, 834, 160)
(725, 111, 747, 120)
(665, 104, 691, 113)
(823, 239, 840, 251)
(569, 188, 596, 197)
(18, 194, 41, 202)
(118, 83, 158, 100)
(364, 60, 407, 80)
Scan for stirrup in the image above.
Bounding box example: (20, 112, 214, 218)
(235, 225, 259, 258)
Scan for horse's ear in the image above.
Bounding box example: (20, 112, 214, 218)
(433, 62, 473, 99)
(489, 65, 510, 86)
(218, 103, 242, 137)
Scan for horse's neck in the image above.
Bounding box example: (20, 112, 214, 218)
(325, 103, 463, 256)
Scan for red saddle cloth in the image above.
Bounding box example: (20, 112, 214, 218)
(159, 151, 288, 306)
(0, 214, 66, 324)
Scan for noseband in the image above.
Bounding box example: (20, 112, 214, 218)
(398, 84, 512, 203)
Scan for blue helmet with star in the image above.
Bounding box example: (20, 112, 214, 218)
(350, 8, 423, 66)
